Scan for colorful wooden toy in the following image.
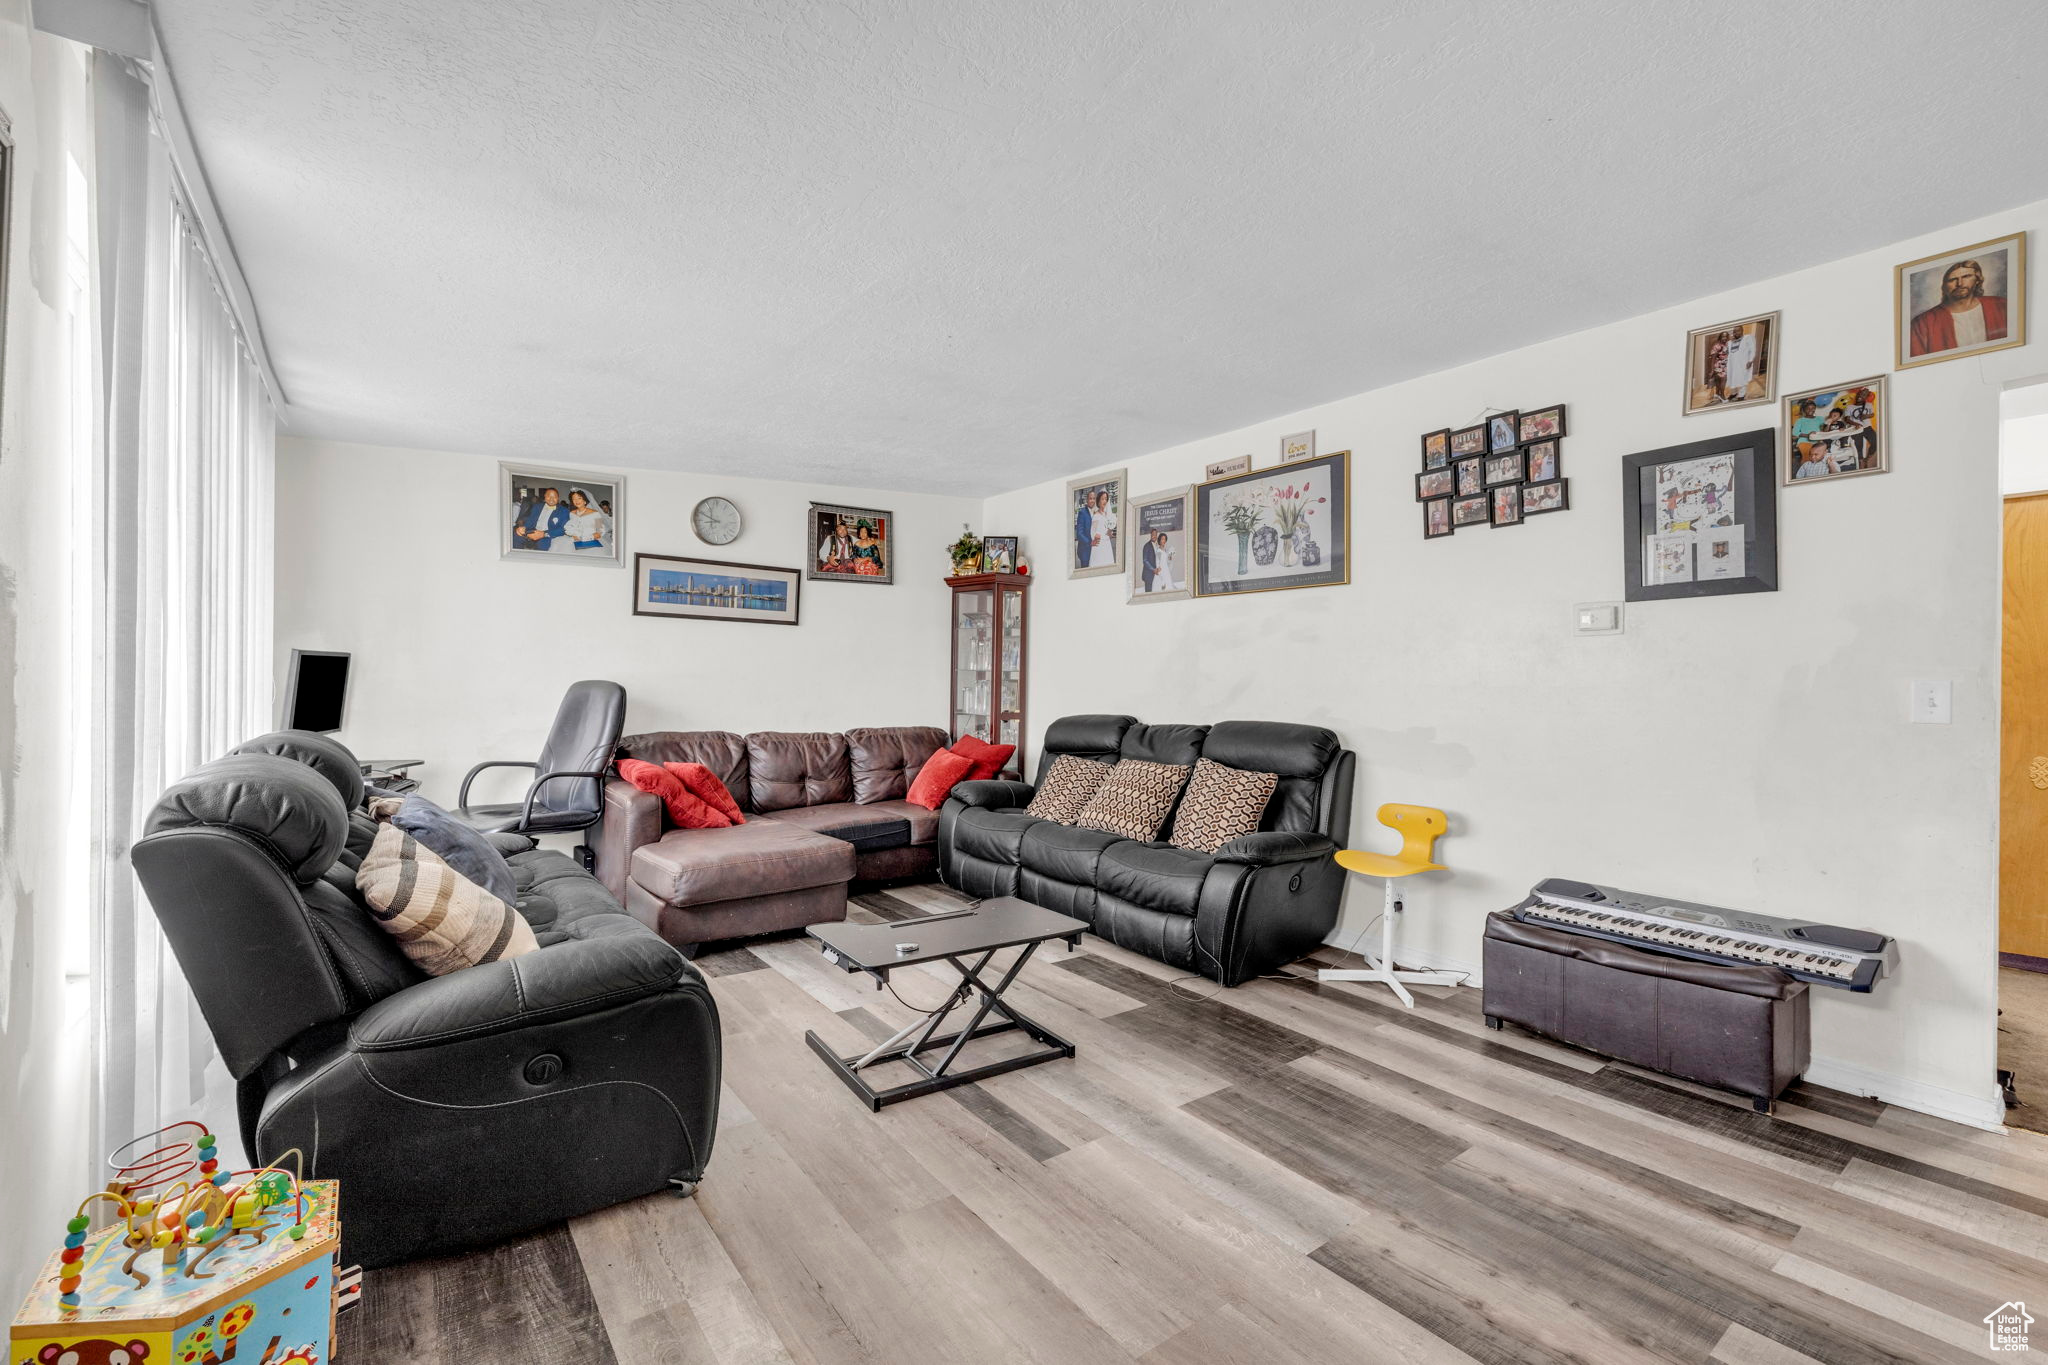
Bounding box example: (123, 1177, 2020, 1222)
(11, 1124, 353, 1365)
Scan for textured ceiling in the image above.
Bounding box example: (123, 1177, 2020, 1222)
(155, 0, 2048, 495)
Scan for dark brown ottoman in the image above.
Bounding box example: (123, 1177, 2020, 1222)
(1481, 910, 1809, 1112)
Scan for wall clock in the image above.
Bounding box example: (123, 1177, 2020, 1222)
(691, 496, 743, 546)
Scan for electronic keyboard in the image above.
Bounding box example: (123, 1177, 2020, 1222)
(1507, 878, 1896, 992)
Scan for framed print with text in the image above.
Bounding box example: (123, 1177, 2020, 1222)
(1126, 486, 1192, 604)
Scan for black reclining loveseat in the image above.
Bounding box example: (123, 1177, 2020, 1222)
(937, 714, 1354, 985)
(130, 730, 721, 1267)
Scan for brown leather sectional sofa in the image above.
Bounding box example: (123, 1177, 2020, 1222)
(596, 726, 950, 950)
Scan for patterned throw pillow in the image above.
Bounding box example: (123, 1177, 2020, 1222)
(1023, 755, 1115, 822)
(1075, 760, 1192, 841)
(1169, 757, 1279, 853)
(356, 822, 539, 975)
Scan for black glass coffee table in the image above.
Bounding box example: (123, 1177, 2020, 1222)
(804, 897, 1086, 1110)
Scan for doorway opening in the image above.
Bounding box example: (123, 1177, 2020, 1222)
(1998, 377, 2048, 1133)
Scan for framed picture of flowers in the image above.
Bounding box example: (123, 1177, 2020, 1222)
(1194, 451, 1349, 598)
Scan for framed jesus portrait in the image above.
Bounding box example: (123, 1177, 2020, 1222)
(1895, 232, 2026, 370)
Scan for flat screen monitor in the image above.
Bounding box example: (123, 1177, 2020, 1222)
(284, 649, 351, 734)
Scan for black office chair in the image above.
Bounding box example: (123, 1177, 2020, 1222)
(458, 680, 626, 862)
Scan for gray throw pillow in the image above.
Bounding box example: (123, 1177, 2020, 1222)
(385, 795, 518, 904)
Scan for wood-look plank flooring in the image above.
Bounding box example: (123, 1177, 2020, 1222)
(340, 883, 2048, 1364)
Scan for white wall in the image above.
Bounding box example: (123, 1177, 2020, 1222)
(2000, 407, 2048, 497)
(0, 9, 94, 1302)
(274, 439, 982, 809)
(984, 201, 2048, 1128)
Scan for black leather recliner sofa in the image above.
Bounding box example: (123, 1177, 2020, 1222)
(937, 714, 1354, 985)
(130, 730, 721, 1268)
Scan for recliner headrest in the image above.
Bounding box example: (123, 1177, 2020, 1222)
(228, 730, 364, 807)
(144, 754, 348, 883)
(1044, 714, 1137, 756)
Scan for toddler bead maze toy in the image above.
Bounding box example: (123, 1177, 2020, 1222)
(11, 1122, 360, 1365)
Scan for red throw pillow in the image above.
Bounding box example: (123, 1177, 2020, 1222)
(949, 734, 1016, 781)
(664, 762, 746, 825)
(618, 759, 730, 830)
(906, 750, 975, 810)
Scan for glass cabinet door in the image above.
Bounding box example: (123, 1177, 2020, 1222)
(954, 587, 995, 741)
(999, 587, 1024, 749)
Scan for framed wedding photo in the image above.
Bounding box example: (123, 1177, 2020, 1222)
(1450, 423, 1488, 457)
(1194, 452, 1348, 598)
(1126, 486, 1192, 604)
(1683, 311, 1777, 414)
(1416, 468, 1455, 501)
(1895, 232, 2025, 369)
(980, 535, 1019, 575)
(501, 462, 625, 566)
(1421, 428, 1451, 469)
(1423, 497, 1453, 539)
(1488, 411, 1520, 453)
(1067, 469, 1127, 578)
(808, 502, 893, 583)
(1783, 376, 1887, 485)
(1622, 427, 1778, 602)
(1517, 404, 1566, 443)
(633, 553, 800, 626)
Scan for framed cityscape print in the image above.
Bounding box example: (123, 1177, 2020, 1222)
(1068, 468, 1128, 578)
(633, 553, 800, 625)
(1195, 452, 1348, 597)
(1783, 376, 1886, 484)
(1126, 486, 1192, 604)
(501, 462, 625, 566)
(1622, 428, 1777, 602)
(1683, 311, 1777, 414)
(1895, 232, 2025, 370)
(808, 502, 893, 582)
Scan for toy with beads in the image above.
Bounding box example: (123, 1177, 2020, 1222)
(11, 1121, 352, 1365)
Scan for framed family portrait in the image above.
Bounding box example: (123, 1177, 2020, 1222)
(1517, 404, 1566, 443)
(1280, 430, 1316, 464)
(633, 553, 800, 625)
(1523, 439, 1561, 483)
(1416, 468, 1455, 501)
(1484, 451, 1524, 486)
(1490, 485, 1523, 527)
(501, 463, 625, 566)
(1421, 429, 1451, 469)
(1784, 376, 1887, 485)
(1195, 452, 1348, 597)
(1622, 428, 1778, 602)
(980, 535, 1019, 575)
(1423, 497, 1453, 539)
(1896, 232, 2025, 369)
(807, 502, 893, 582)
(1068, 469, 1127, 578)
(1521, 479, 1569, 515)
(1683, 311, 1777, 414)
(1451, 494, 1489, 526)
(1126, 486, 1192, 604)
(1455, 457, 1483, 497)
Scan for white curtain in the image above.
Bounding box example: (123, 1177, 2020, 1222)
(88, 52, 276, 1160)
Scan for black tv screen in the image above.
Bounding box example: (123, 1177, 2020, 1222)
(286, 650, 351, 733)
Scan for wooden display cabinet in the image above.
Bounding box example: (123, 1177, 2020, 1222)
(945, 571, 1030, 778)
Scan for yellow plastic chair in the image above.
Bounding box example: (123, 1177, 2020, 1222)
(1316, 803, 1463, 1007)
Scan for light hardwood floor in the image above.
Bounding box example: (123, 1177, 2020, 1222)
(342, 884, 2048, 1364)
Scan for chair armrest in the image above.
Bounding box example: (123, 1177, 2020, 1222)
(348, 917, 688, 1051)
(519, 768, 614, 828)
(1213, 831, 1338, 867)
(459, 759, 538, 811)
(485, 831, 536, 856)
(948, 779, 1036, 811)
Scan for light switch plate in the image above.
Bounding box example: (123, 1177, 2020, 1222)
(1910, 679, 1952, 724)
(1574, 601, 1623, 636)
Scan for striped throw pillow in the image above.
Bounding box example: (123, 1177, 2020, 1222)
(356, 822, 538, 975)
(1168, 757, 1278, 853)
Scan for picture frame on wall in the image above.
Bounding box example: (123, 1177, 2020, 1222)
(1484, 450, 1525, 486)
(1622, 428, 1778, 602)
(1068, 468, 1128, 578)
(980, 535, 1019, 575)
(1783, 375, 1887, 485)
(1450, 423, 1488, 457)
(1682, 311, 1777, 414)
(1490, 484, 1524, 527)
(633, 553, 801, 625)
(501, 462, 625, 566)
(1521, 479, 1570, 515)
(807, 501, 894, 583)
(1279, 430, 1316, 464)
(0, 106, 13, 435)
(1523, 439, 1561, 483)
(1416, 468, 1455, 501)
(1516, 404, 1567, 443)
(1454, 456, 1484, 497)
(1423, 497, 1453, 539)
(1895, 231, 2025, 370)
(1421, 429, 1451, 469)
(1126, 486, 1192, 604)
(1194, 451, 1348, 597)
(1450, 494, 1489, 526)
(1205, 455, 1252, 481)
(1487, 411, 1520, 453)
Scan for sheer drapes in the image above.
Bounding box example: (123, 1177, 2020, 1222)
(88, 52, 275, 1159)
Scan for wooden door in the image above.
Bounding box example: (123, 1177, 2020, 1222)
(2002, 495, 2048, 962)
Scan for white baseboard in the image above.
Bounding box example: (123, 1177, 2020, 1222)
(1328, 936, 2010, 1133)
